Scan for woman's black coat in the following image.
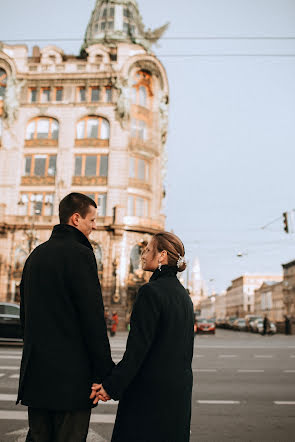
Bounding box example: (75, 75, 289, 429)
(103, 265, 195, 442)
(17, 224, 114, 411)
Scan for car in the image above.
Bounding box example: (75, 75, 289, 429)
(244, 315, 263, 332)
(0, 303, 22, 341)
(225, 316, 238, 329)
(196, 318, 216, 334)
(232, 318, 247, 331)
(253, 319, 277, 335)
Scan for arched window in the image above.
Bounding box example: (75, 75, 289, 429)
(25, 117, 59, 140)
(0, 68, 7, 101)
(131, 70, 153, 108)
(92, 242, 103, 279)
(76, 116, 110, 140)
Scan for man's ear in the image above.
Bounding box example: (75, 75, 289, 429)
(70, 212, 80, 226)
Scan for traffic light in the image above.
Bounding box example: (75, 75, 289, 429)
(283, 212, 289, 233)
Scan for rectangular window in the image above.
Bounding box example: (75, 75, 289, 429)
(109, 7, 115, 17)
(128, 196, 134, 216)
(129, 158, 135, 178)
(136, 197, 145, 217)
(41, 88, 50, 103)
(107, 21, 114, 30)
(138, 120, 146, 141)
(91, 87, 100, 102)
(131, 119, 137, 138)
(75, 156, 82, 176)
(78, 87, 86, 102)
(98, 194, 107, 216)
(29, 88, 37, 103)
(55, 87, 63, 101)
(87, 119, 99, 138)
(138, 159, 145, 180)
(34, 155, 46, 176)
(99, 155, 108, 177)
(25, 157, 32, 176)
(48, 156, 56, 176)
(101, 22, 106, 31)
(37, 119, 50, 139)
(85, 156, 97, 176)
(105, 87, 112, 103)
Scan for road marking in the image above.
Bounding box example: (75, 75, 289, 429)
(9, 374, 19, 379)
(193, 369, 217, 372)
(274, 401, 295, 405)
(283, 370, 295, 373)
(197, 400, 240, 405)
(237, 369, 265, 373)
(0, 374, 4, 378)
(254, 355, 273, 358)
(290, 355, 295, 358)
(0, 365, 18, 370)
(194, 355, 204, 358)
(218, 355, 237, 358)
(0, 355, 21, 360)
(0, 394, 17, 401)
(0, 410, 116, 423)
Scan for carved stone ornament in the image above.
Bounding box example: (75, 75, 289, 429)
(3, 76, 26, 125)
(115, 77, 131, 128)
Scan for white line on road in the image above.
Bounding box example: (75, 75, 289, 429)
(237, 369, 265, 373)
(193, 355, 204, 358)
(0, 410, 116, 423)
(218, 355, 237, 358)
(0, 374, 4, 378)
(0, 355, 21, 360)
(274, 401, 295, 405)
(197, 400, 240, 405)
(283, 370, 295, 373)
(193, 369, 217, 372)
(290, 355, 295, 358)
(0, 365, 18, 370)
(254, 355, 273, 358)
(9, 374, 19, 379)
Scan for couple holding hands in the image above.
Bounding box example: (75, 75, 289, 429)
(17, 193, 194, 442)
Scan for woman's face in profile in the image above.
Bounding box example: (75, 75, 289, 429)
(141, 239, 159, 272)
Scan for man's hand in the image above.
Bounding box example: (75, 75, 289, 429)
(90, 383, 111, 404)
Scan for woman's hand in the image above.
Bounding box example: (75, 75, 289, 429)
(90, 383, 111, 404)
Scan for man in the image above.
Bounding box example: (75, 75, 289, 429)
(263, 315, 269, 336)
(17, 193, 114, 442)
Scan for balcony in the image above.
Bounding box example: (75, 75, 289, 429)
(25, 139, 58, 147)
(75, 139, 109, 147)
(21, 176, 55, 186)
(128, 178, 151, 192)
(129, 138, 159, 157)
(72, 176, 107, 186)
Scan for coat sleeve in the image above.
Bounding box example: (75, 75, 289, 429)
(68, 247, 114, 383)
(19, 259, 28, 340)
(102, 284, 161, 400)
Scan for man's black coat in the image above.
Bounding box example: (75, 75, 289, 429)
(102, 265, 195, 442)
(17, 224, 114, 411)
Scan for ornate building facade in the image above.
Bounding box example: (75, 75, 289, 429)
(0, 0, 169, 326)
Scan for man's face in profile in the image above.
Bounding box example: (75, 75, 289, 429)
(76, 205, 97, 238)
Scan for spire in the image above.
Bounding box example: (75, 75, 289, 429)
(82, 0, 169, 52)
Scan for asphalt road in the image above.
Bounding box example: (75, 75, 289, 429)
(0, 330, 294, 441)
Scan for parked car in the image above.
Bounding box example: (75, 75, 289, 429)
(245, 315, 263, 332)
(233, 318, 247, 331)
(196, 318, 216, 335)
(253, 319, 277, 335)
(0, 303, 22, 341)
(225, 316, 238, 329)
(215, 318, 226, 328)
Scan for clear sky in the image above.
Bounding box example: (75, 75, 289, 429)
(1, 0, 295, 293)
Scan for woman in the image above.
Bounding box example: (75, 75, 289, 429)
(91, 232, 195, 442)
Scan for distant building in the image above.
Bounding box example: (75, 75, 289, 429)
(0, 0, 169, 326)
(254, 281, 284, 322)
(190, 257, 207, 308)
(225, 274, 283, 317)
(215, 293, 226, 319)
(200, 296, 215, 318)
(281, 260, 295, 318)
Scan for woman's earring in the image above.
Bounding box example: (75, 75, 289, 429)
(158, 262, 162, 271)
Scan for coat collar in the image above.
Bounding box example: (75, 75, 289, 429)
(149, 265, 178, 281)
(50, 224, 93, 250)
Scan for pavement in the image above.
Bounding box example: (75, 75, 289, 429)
(0, 330, 294, 441)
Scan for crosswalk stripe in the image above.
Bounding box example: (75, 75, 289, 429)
(10, 374, 19, 379)
(0, 374, 4, 378)
(254, 355, 273, 358)
(193, 369, 217, 372)
(238, 369, 265, 373)
(0, 355, 21, 360)
(274, 401, 295, 405)
(197, 400, 240, 404)
(0, 410, 117, 423)
(0, 366, 19, 370)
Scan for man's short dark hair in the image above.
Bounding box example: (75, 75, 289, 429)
(59, 193, 97, 224)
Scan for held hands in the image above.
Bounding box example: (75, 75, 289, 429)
(90, 383, 111, 404)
